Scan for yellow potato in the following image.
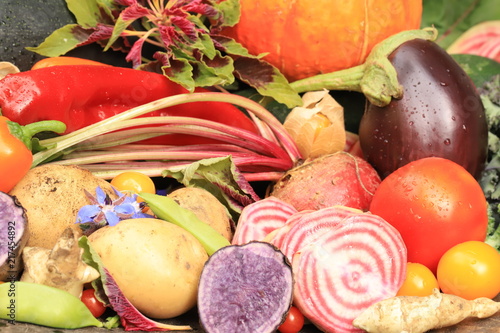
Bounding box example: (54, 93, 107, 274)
(168, 187, 233, 241)
(9, 164, 117, 249)
(88, 218, 208, 319)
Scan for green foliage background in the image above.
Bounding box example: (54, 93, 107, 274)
(422, 0, 500, 48)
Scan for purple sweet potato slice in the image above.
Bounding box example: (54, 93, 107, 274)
(0, 192, 29, 281)
(198, 241, 293, 333)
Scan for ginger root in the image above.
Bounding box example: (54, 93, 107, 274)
(352, 289, 500, 333)
(21, 227, 99, 298)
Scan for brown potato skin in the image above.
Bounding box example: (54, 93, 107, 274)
(9, 164, 117, 249)
(168, 187, 233, 241)
(88, 218, 208, 319)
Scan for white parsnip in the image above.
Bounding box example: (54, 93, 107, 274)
(352, 289, 500, 333)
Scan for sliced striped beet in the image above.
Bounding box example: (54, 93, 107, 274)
(198, 241, 293, 333)
(279, 206, 361, 262)
(265, 210, 314, 249)
(232, 196, 297, 245)
(292, 213, 407, 333)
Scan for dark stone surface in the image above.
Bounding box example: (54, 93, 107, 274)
(0, 0, 129, 71)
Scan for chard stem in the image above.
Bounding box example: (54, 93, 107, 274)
(83, 163, 285, 182)
(62, 116, 290, 160)
(32, 92, 302, 167)
(53, 149, 293, 172)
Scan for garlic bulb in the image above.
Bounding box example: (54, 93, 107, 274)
(284, 89, 346, 159)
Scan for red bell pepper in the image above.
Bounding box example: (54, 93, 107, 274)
(0, 65, 258, 145)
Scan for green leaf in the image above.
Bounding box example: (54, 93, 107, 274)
(193, 51, 235, 87)
(234, 57, 302, 108)
(161, 54, 196, 91)
(452, 54, 500, 88)
(104, 12, 135, 51)
(66, 0, 102, 28)
(421, 0, 500, 49)
(214, 0, 241, 28)
(79, 236, 110, 306)
(195, 33, 217, 60)
(213, 35, 266, 58)
(26, 24, 93, 57)
(162, 156, 258, 220)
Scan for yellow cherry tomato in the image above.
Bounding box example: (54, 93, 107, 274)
(110, 171, 156, 197)
(396, 262, 439, 297)
(437, 241, 500, 300)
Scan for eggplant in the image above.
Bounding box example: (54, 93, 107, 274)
(358, 38, 488, 179)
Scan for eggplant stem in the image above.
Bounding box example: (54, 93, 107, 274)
(290, 27, 438, 107)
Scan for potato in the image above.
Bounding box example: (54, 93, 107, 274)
(9, 164, 117, 249)
(88, 218, 208, 319)
(168, 187, 233, 241)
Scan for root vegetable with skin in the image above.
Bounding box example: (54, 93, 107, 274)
(20, 227, 100, 298)
(270, 151, 381, 212)
(88, 218, 209, 319)
(168, 187, 234, 242)
(9, 164, 118, 249)
(352, 289, 500, 333)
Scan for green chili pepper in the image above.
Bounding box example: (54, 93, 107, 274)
(0, 281, 103, 329)
(140, 192, 230, 255)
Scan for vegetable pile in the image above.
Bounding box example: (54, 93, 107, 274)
(1, 1, 500, 333)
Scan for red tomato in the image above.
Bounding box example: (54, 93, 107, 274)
(81, 288, 106, 318)
(369, 157, 488, 273)
(437, 241, 500, 300)
(278, 306, 305, 333)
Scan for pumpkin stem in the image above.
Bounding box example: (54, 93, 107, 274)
(290, 27, 438, 107)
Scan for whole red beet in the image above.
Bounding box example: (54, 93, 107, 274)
(269, 152, 381, 211)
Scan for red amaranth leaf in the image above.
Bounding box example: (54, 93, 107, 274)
(80, 23, 115, 46)
(115, 0, 136, 6)
(158, 24, 183, 48)
(182, 0, 219, 18)
(171, 15, 198, 41)
(120, 3, 151, 21)
(103, 267, 192, 331)
(126, 37, 148, 68)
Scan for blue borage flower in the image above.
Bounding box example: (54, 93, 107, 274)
(76, 186, 153, 232)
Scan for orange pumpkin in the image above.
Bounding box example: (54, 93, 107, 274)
(221, 0, 423, 82)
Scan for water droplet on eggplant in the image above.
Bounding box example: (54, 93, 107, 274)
(359, 38, 488, 179)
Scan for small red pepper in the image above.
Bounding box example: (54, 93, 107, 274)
(0, 116, 66, 193)
(0, 65, 258, 145)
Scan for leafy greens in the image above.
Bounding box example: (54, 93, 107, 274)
(27, 0, 302, 108)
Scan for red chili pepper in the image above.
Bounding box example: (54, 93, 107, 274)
(0, 116, 66, 193)
(0, 65, 258, 145)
